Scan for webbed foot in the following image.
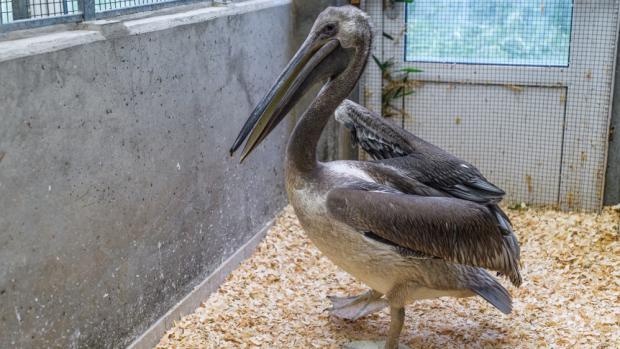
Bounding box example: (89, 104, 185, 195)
(327, 290, 388, 320)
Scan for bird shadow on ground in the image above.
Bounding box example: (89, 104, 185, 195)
(325, 302, 513, 348)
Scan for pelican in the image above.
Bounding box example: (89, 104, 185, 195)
(230, 6, 521, 349)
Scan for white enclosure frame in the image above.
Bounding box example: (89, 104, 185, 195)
(362, 0, 620, 210)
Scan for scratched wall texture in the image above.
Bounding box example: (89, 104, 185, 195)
(0, 3, 292, 348)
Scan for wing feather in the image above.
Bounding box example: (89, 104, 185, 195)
(326, 187, 522, 286)
(335, 100, 505, 204)
(335, 99, 519, 242)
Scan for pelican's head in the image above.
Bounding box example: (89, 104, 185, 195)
(229, 6, 372, 162)
(308, 6, 372, 51)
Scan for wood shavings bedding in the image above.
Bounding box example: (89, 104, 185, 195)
(157, 205, 620, 348)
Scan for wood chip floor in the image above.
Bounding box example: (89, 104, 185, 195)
(157, 205, 620, 349)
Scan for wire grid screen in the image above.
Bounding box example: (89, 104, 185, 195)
(0, 0, 178, 23)
(0, 0, 79, 23)
(405, 1, 573, 66)
(95, 0, 175, 13)
(1, 0, 13, 22)
(363, 0, 620, 210)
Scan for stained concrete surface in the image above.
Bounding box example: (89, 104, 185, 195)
(0, 2, 292, 347)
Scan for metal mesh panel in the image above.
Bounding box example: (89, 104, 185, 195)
(29, 0, 79, 17)
(95, 0, 176, 13)
(362, 0, 620, 211)
(0, 0, 189, 24)
(405, 1, 573, 66)
(1, 0, 14, 23)
(0, 0, 79, 23)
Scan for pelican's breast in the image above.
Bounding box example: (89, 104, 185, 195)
(326, 161, 375, 184)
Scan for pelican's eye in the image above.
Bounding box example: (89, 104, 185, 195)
(321, 22, 338, 37)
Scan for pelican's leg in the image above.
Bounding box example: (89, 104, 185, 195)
(342, 287, 411, 349)
(343, 307, 410, 348)
(384, 306, 405, 349)
(328, 290, 387, 320)
(342, 304, 410, 349)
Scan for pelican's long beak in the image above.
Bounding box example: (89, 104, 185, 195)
(229, 38, 339, 162)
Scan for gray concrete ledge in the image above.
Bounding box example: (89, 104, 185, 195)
(126, 218, 274, 349)
(0, 0, 291, 63)
(0, 30, 105, 62)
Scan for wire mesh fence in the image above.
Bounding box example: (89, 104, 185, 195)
(1, 0, 78, 23)
(0, 0, 197, 27)
(94, 0, 176, 13)
(362, 0, 619, 210)
(404, 0, 573, 66)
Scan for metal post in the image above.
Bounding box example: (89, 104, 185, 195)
(79, 0, 95, 20)
(11, 0, 29, 20)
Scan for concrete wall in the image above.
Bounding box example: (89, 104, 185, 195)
(0, 1, 293, 347)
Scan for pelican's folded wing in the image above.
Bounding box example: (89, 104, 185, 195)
(380, 155, 505, 204)
(335, 100, 506, 205)
(326, 187, 522, 286)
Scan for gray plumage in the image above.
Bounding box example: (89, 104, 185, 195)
(336, 99, 522, 286)
(335, 99, 504, 203)
(327, 187, 519, 281)
(231, 6, 522, 349)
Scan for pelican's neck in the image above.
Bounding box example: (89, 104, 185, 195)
(286, 46, 368, 174)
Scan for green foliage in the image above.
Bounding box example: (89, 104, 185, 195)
(400, 67, 423, 73)
(372, 53, 422, 118)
